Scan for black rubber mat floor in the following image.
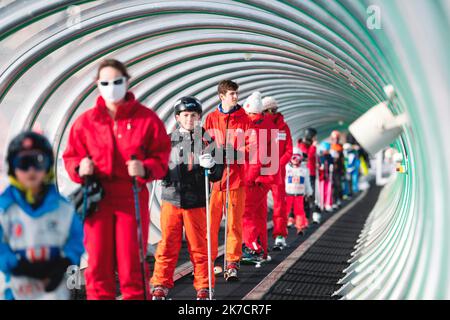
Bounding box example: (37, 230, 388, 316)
(167, 192, 368, 300)
(263, 186, 381, 300)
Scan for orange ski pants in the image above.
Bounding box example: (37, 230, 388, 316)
(151, 201, 214, 290)
(209, 186, 246, 263)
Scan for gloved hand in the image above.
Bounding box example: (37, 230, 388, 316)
(68, 176, 104, 220)
(199, 153, 215, 169)
(11, 259, 52, 279)
(43, 258, 72, 292)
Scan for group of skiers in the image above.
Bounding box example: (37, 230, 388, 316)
(295, 128, 369, 224)
(0, 58, 366, 301)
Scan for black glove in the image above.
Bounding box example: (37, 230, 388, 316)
(69, 176, 104, 221)
(44, 258, 72, 292)
(160, 178, 171, 187)
(11, 259, 52, 279)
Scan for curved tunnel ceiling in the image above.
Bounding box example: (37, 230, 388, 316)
(0, 0, 448, 299)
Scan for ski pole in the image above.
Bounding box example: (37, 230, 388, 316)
(146, 180, 158, 257)
(205, 169, 213, 300)
(130, 155, 148, 300)
(149, 180, 156, 212)
(224, 163, 230, 272)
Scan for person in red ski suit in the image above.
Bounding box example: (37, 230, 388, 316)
(261, 96, 292, 250)
(297, 128, 319, 223)
(63, 59, 171, 300)
(241, 92, 280, 262)
(204, 80, 252, 281)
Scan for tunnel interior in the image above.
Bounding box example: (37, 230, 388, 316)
(0, 0, 448, 299)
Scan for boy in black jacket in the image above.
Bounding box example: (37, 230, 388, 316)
(151, 97, 223, 300)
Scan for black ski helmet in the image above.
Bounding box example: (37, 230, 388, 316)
(304, 128, 318, 141)
(7, 131, 54, 176)
(173, 96, 202, 116)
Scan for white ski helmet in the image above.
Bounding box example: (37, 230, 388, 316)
(243, 91, 264, 114)
(262, 96, 278, 111)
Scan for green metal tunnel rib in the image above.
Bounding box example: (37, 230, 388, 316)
(0, 0, 448, 299)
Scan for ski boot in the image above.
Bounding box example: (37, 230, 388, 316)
(197, 288, 214, 300)
(312, 211, 322, 224)
(296, 226, 306, 236)
(224, 262, 240, 281)
(272, 236, 287, 251)
(254, 252, 267, 268)
(242, 246, 265, 268)
(242, 245, 261, 262)
(152, 285, 169, 300)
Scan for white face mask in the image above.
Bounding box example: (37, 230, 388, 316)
(97, 77, 127, 103)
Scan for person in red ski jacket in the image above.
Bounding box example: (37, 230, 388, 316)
(297, 128, 318, 222)
(204, 80, 252, 281)
(241, 92, 281, 263)
(63, 59, 171, 300)
(261, 96, 292, 250)
(298, 128, 318, 179)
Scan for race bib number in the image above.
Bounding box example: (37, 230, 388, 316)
(9, 276, 70, 300)
(297, 184, 305, 194)
(10, 277, 46, 300)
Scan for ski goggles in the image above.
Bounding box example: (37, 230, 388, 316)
(12, 152, 51, 172)
(98, 77, 126, 87)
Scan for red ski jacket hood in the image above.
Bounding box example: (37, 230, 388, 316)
(245, 113, 282, 186)
(204, 105, 252, 191)
(63, 92, 171, 190)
